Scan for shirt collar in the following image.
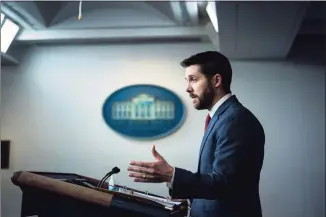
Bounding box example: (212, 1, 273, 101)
(208, 93, 233, 117)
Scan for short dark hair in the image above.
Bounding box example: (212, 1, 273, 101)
(180, 51, 232, 93)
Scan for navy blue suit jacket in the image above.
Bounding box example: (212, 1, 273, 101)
(169, 95, 265, 217)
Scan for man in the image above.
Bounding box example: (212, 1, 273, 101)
(128, 51, 265, 217)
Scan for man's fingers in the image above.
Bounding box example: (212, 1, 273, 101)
(128, 172, 163, 183)
(129, 161, 155, 168)
(128, 172, 155, 179)
(127, 166, 155, 175)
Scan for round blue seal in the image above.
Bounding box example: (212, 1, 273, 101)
(102, 84, 186, 140)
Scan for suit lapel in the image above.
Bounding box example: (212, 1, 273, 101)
(197, 95, 239, 170)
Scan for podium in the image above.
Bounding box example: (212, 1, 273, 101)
(11, 171, 188, 217)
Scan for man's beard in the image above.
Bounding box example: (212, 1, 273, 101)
(194, 85, 215, 110)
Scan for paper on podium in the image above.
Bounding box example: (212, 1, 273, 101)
(112, 186, 182, 210)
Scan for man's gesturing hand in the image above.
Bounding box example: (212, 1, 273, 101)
(128, 145, 174, 183)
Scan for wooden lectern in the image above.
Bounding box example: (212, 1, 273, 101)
(12, 171, 188, 217)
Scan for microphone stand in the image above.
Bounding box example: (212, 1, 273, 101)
(97, 167, 120, 188)
(97, 172, 113, 188)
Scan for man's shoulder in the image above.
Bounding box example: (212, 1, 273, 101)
(220, 101, 246, 120)
(214, 105, 264, 145)
(219, 102, 263, 130)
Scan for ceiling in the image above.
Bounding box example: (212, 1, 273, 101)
(1, 1, 325, 66)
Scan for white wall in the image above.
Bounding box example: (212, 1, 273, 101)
(1, 42, 325, 217)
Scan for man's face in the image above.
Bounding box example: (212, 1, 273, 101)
(185, 65, 215, 110)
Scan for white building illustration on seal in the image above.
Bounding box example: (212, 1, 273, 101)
(112, 94, 175, 120)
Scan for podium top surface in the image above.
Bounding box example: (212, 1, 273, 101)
(12, 170, 187, 216)
(22, 171, 172, 199)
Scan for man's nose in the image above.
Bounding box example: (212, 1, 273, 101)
(186, 84, 193, 93)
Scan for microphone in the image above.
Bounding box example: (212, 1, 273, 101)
(97, 167, 120, 188)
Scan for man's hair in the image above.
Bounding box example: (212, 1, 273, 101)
(180, 51, 232, 93)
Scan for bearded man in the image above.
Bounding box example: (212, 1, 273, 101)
(128, 51, 265, 217)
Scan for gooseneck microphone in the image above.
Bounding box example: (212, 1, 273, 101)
(97, 166, 120, 188)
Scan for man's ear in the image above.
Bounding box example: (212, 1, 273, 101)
(212, 74, 222, 88)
